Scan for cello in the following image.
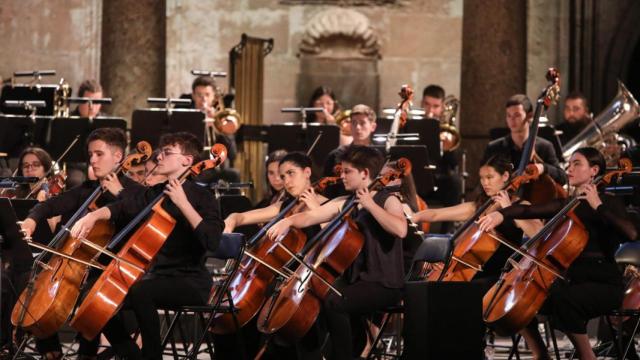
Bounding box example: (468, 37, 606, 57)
(255, 159, 411, 342)
(70, 144, 227, 340)
(482, 158, 633, 335)
(11, 141, 152, 338)
(209, 174, 342, 334)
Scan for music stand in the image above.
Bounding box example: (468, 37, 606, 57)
(48, 117, 91, 162)
(0, 84, 58, 116)
(0, 115, 51, 157)
(131, 109, 205, 148)
(374, 118, 441, 163)
(267, 123, 340, 177)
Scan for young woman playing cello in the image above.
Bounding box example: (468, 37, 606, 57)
(478, 147, 638, 360)
(267, 145, 407, 360)
(224, 151, 327, 234)
(412, 154, 543, 282)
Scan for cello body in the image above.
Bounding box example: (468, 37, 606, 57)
(482, 212, 588, 335)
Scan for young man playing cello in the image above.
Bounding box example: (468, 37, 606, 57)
(70, 132, 224, 360)
(19, 127, 143, 360)
(267, 145, 407, 360)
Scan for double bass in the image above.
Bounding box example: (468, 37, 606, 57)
(256, 159, 411, 342)
(210, 174, 342, 334)
(70, 144, 227, 340)
(482, 158, 633, 335)
(11, 141, 152, 338)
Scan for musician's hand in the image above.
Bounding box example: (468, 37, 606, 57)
(101, 173, 124, 197)
(477, 211, 504, 232)
(299, 188, 320, 210)
(356, 188, 375, 211)
(493, 190, 512, 208)
(20, 218, 36, 239)
(164, 178, 188, 208)
(577, 183, 602, 210)
(266, 218, 292, 241)
(323, 109, 337, 125)
(36, 189, 47, 202)
(70, 213, 97, 239)
(535, 163, 545, 175)
(224, 215, 237, 233)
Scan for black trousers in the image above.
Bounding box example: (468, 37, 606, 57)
(540, 258, 624, 334)
(102, 274, 210, 360)
(323, 280, 402, 360)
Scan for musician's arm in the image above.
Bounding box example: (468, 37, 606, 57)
(412, 202, 475, 223)
(225, 202, 281, 232)
(598, 195, 638, 241)
(538, 141, 567, 185)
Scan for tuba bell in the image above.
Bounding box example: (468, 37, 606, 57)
(439, 95, 461, 152)
(562, 81, 640, 164)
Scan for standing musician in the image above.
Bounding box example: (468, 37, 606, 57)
(412, 154, 543, 283)
(18, 128, 143, 360)
(482, 94, 567, 186)
(69, 132, 224, 360)
(478, 147, 638, 360)
(267, 145, 407, 360)
(557, 92, 591, 145)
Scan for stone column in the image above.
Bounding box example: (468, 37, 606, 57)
(101, 0, 166, 123)
(459, 0, 527, 189)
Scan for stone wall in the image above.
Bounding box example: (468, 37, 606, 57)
(166, 0, 463, 124)
(0, 0, 101, 101)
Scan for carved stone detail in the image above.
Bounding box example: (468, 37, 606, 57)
(299, 8, 380, 58)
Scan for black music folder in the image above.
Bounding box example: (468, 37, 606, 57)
(48, 116, 127, 162)
(0, 115, 51, 157)
(131, 109, 205, 148)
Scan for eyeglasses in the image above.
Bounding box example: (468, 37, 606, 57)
(160, 149, 184, 157)
(22, 162, 43, 170)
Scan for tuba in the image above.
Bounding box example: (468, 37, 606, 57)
(562, 81, 640, 164)
(439, 95, 461, 151)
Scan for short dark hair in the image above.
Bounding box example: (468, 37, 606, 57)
(17, 147, 52, 176)
(191, 76, 218, 93)
(339, 145, 385, 180)
(565, 91, 589, 110)
(77, 79, 103, 97)
(505, 94, 533, 114)
(279, 151, 312, 170)
(266, 149, 288, 167)
(159, 132, 202, 162)
(422, 85, 445, 100)
(86, 127, 126, 154)
(350, 104, 377, 123)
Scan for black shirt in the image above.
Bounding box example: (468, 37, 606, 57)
(348, 188, 405, 288)
(483, 135, 567, 185)
(106, 179, 223, 280)
(556, 121, 588, 146)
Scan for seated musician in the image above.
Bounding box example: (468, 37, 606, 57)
(478, 147, 638, 360)
(421, 84, 462, 232)
(225, 151, 326, 233)
(13, 147, 53, 200)
(72, 79, 106, 118)
(191, 76, 238, 165)
(412, 154, 542, 283)
(142, 150, 166, 186)
(19, 128, 143, 360)
(307, 86, 352, 147)
(323, 104, 376, 177)
(556, 92, 591, 145)
(254, 149, 287, 208)
(69, 132, 224, 360)
(267, 145, 407, 360)
(482, 94, 567, 185)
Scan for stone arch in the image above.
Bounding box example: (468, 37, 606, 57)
(299, 8, 381, 58)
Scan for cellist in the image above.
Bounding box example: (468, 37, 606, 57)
(412, 154, 543, 283)
(478, 147, 638, 360)
(19, 128, 144, 360)
(70, 132, 224, 360)
(267, 145, 407, 360)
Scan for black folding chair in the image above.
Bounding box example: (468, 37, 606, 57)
(159, 232, 247, 359)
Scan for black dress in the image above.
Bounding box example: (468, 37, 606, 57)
(499, 194, 638, 333)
